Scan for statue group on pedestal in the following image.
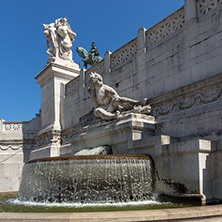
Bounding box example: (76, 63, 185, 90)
(43, 17, 102, 68)
(43, 17, 77, 63)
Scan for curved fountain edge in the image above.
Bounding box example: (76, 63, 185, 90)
(26, 154, 150, 164)
(0, 205, 222, 221)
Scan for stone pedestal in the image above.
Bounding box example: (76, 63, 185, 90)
(60, 113, 156, 156)
(30, 62, 80, 160)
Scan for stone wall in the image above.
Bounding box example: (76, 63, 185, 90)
(2, 0, 222, 200)
(62, 0, 222, 140)
(59, 0, 222, 203)
(0, 116, 40, 192)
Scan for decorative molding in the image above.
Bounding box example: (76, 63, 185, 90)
(150, 73, 222, 117)
(197, 0, 222, 17)
(110, 39, 138, 69)
(146, 7, 185, 46)
(3, 122, 29, 131)
(0, 144, 34, 151)
(35, 130, 61, 149)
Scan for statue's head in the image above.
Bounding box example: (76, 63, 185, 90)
(89, 72, 103, 86)
(92, 41, 95, 47)
(55, 17, 67, 27)
(75, 47, 82, 56)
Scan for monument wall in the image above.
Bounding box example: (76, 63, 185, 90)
(59, 0, 222, 203)
(0, 116, 40, 192)
(1, 0, 222, 202)
(62, 1, 222, 141)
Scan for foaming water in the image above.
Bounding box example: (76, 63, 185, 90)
(0, 195, 188, 213)
(18, 155, 153, 204)
(9, 197, 162, 208)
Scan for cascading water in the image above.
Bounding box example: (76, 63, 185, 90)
(18, 155, 153, 204)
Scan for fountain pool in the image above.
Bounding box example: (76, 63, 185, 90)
(0, 155, 195, 214)
(18, 155, 153, 204)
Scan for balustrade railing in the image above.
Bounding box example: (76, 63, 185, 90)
(110, 38, 138, 69)
(3, 122, 29, 131)
(146, 7, 185, 47)
(86, 59, 105, 74)
(65, 76, 80, 97)
(197, 0, 222, 17)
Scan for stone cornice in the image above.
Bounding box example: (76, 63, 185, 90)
(35, 62, 80, 85)
(0, 141, 35, 150)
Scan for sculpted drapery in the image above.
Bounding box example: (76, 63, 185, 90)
(43, 18, 77, 63)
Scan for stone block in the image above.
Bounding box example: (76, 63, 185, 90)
(61, 113, 156, 156)
(154, 138, 213, 200)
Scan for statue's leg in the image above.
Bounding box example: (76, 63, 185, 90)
(94, 108, 119, 120)
(111, 97, 139, 110)
(107, 99, 119, 113)
(111, 97, 148, 110)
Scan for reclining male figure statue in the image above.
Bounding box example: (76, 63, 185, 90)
(88, 72, 151, 120)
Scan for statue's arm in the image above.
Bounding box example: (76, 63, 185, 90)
(46, 40, 49, 48)
(68, 29, 77, 37)
(104, 85, 119, 99)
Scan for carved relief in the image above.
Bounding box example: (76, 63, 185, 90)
(151, 76, 222, 117)
(0, 144, 34, 150)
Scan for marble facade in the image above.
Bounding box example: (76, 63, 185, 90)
(1, 0, 222, 205)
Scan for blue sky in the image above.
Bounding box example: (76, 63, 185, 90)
(0, 0, 184, 121)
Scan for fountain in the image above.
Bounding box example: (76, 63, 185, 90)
(18, 155, 153, 204)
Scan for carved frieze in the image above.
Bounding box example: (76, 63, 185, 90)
(150, 73, 222, 117)
(0, 143, 34, 151)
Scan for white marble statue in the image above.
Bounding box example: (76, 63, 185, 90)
(88, 72, 151, 120)
(43, 17, 77, 63)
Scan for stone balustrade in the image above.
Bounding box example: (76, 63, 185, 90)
(3, 122, 29, 131)
(146, 7, 185, 47)
(86, 59, 105, 74)
(65, 76, 80, 96)
(197, 0, 222, 17)
(110, 38, 138, 69)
